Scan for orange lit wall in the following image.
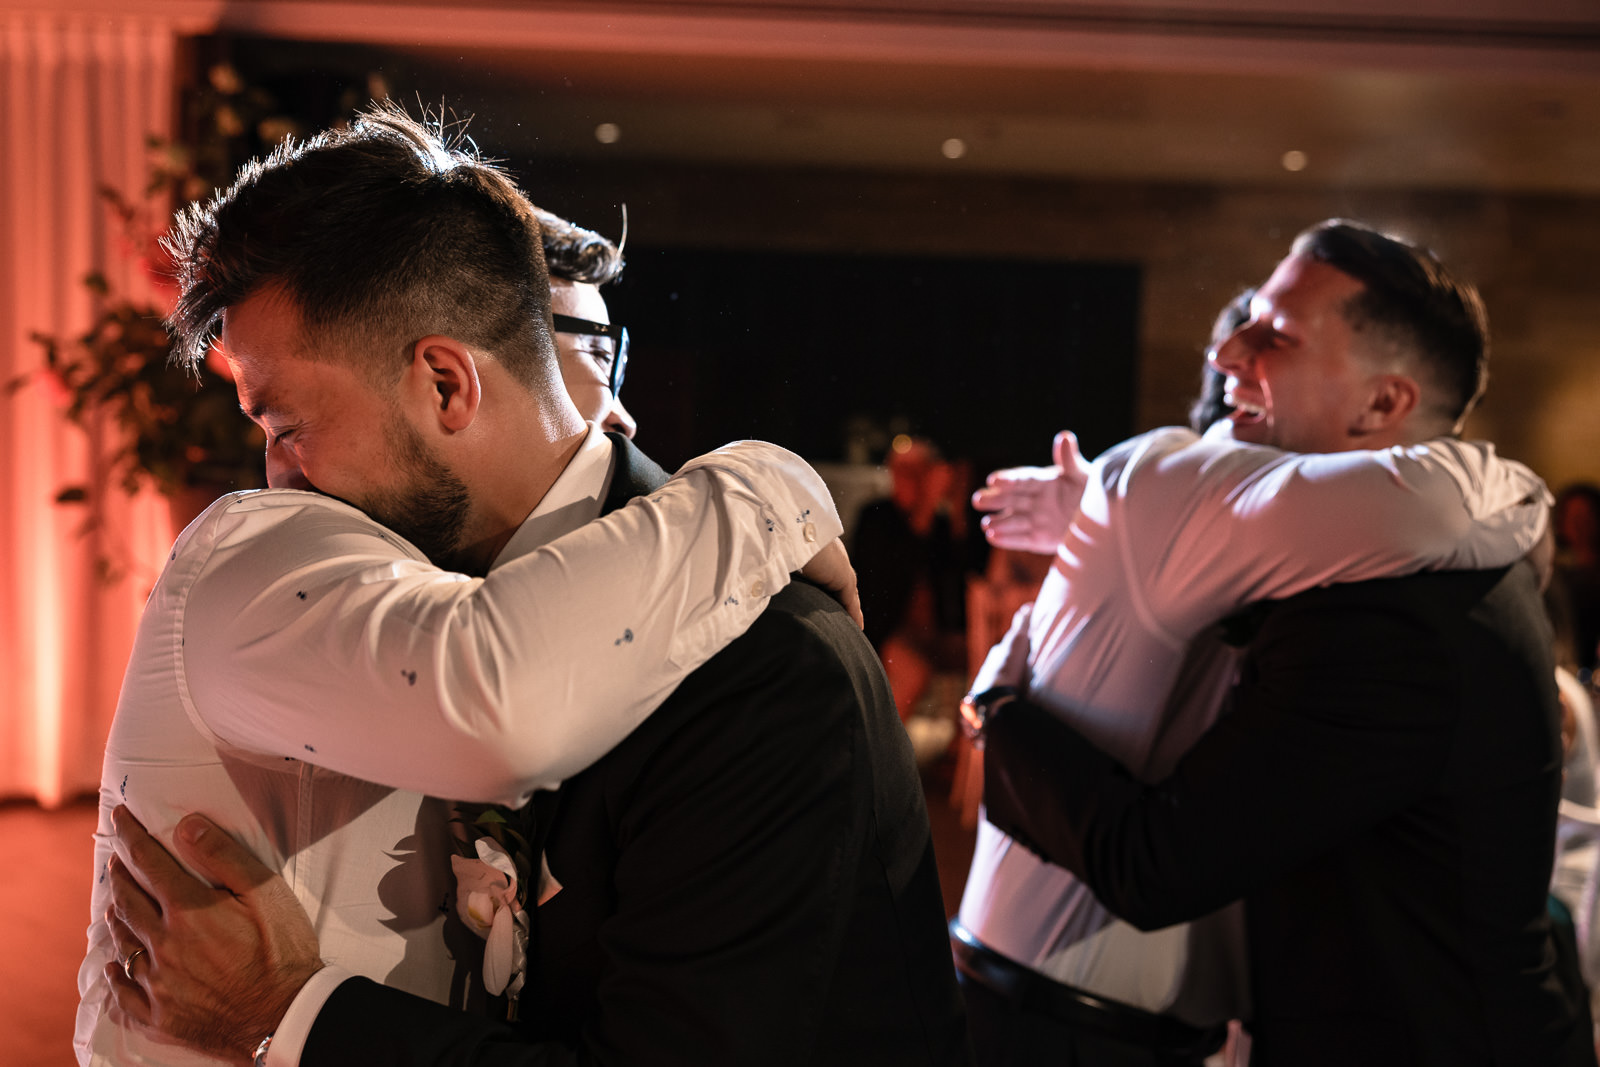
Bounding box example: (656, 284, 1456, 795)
(1, 12, 179, 805)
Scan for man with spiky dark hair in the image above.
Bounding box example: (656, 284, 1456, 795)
(82, 105, 968, 1067)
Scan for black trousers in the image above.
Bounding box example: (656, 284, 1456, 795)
(957, 967, 1215, 1067)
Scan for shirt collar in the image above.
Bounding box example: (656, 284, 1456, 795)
(493, 423, 615, 569)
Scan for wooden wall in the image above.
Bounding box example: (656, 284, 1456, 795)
(522, 156, 1600, 490)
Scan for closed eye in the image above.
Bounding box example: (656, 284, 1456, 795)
(577, 342, 615, 370)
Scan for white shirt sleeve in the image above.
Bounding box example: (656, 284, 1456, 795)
(179, 440, 841, 804)
(263, 967, 355, 1067)
(1119, 428, 1551, 639)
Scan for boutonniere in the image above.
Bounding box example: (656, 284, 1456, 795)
(451, 807, 533, 1014)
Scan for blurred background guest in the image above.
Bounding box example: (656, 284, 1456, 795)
(1554, 483, 1600, 676)
(854, 436, 974, 722)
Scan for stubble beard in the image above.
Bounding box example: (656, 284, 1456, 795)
(364, 418, 476, 575)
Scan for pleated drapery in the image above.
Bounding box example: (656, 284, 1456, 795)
(0, 13, 180, 805)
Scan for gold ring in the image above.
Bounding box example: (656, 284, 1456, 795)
(122, 947, 146, 980)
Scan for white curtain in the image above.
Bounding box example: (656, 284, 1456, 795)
(0, 13, 180, 806)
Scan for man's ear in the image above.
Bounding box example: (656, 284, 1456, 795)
(1353, 373, 1420, 436)
(409, 335, 481, 433)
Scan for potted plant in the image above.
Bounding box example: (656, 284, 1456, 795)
(25, 270, 266, 507)
(5, 61, 299, 542)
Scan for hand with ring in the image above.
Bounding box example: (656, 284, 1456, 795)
(971, 430, 1090, 554)
(120, 946, 146, 981)
(103, 804, 324, 1060)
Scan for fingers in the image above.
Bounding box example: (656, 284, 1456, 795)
(102, 911, 153, 1028)
(971, 484, 1012, 513)
(838, 581, 864, 630)
(111, 805, 198, 913)
(974, 466, 1061, 515)
(170, 813, 277, 894)
(105, 908, 141, 963)
(104, 957, 153, 1028)
(801, 540, 865, 629)
(105, 909, 148, 981)
(107, 851, 164, 944)
(979, 512, 1051, 554)
(978, 514, 1028, 552)
(1052, 430, 1084, 473)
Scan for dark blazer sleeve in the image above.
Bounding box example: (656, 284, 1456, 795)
(305, 977, 563, 1067)
(535, 585, 898, 1065)
(305, 586, 910, 1067)
(982, 574, 1466, 931)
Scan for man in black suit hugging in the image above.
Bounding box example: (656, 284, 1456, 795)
(98, 106, 970, 1065)
(972, 222, 1595, 1065)
(293, 439, 970, 1066)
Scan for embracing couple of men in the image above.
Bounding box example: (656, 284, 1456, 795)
(79, 102, 1592, 1067)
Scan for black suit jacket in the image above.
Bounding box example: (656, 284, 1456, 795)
(304, 437, 972, 1066)
(983, 563, 1595, 1066)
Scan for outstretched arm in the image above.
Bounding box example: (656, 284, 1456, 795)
(972, 431, 1089, 554)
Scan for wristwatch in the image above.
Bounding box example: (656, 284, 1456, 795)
(959, 685, 1020, 748)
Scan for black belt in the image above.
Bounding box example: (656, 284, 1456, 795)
(950, 921, 1226, 1060)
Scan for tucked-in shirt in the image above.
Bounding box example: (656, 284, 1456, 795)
(77, 430, 843, 1066)
(958, 426, 1550, 1020)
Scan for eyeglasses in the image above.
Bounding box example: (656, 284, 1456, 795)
(552, 313, 629, 398)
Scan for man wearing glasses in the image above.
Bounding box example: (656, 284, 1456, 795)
(538, 209, 636, 439)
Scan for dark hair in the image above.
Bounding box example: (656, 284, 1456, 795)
(1292, 219, 1489, 430)
(535, 209, 624, 286)
(164, 103, 557, 391)
(1188, 287, 1255, 434)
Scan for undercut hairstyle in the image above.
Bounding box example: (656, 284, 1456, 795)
(164, 103, 559, 392)
(1292, 219, 1489, 431)
(535, 209, 625, 286)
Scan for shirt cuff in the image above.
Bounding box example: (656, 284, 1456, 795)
(265, 965, 357, 1067)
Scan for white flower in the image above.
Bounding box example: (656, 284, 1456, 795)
(484, 906, 531, 998)
(450, 837, 528, 996)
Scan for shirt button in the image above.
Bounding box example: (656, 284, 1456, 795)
(802, 522, 817, 543)
(749, 580, 766, 598)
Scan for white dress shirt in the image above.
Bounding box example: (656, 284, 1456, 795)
(958, 426, 1550, 1021)
(77, 430, 843, 1066)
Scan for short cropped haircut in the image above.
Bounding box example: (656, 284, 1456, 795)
(536, 208, 625, 286)
(1293, 219, 1489, 430)
(164, 103, 557, 391)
